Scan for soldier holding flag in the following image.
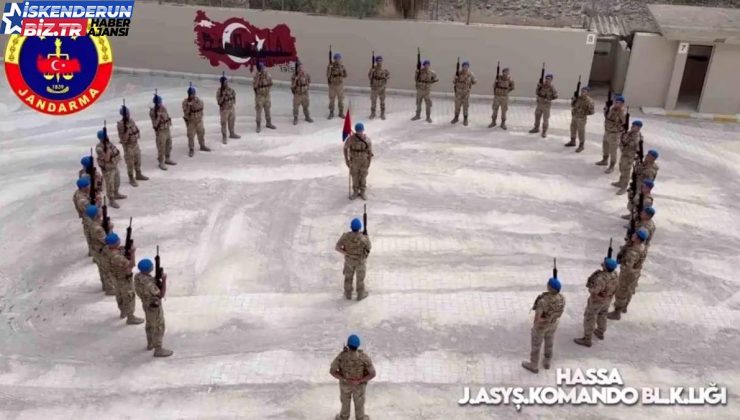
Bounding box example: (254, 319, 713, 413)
(343, 119, 374, 201)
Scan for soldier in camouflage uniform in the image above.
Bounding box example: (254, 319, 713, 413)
(74, 176, 94, 257)
(95, 129, 126, 209)
(612, 120, 643, 195)
(134, 258, 173, 357)
(529, 74, 558, 138)
(253, 62, 277, 133)
(597, 96, 626, 173)
(105, 232, 144, 325)
(330, 334, 376, 420)
(216, 74, 241, 144)
(621, 179, 654, 221)
(489, 67, 514, 130)
(78, 155, 103, 194)
(638, 207, 656, 252)
(117, 104, 149, 187)
(411, 60, 438, 123)
(451, 61, 476, 126)
(182, 84, 211, 157)
(84, 205, 115, 295)
(343, 123, 374, 200)
(368, 56, 390, 120)
(574, 258, 619, 347)
(522, 277, 565, 374)
(291, 61, 313, 125)
(150, 93, 177, 171)
(327, 53, 348, 119)
(565, 86, 595, 152)
(336, 218, 372, 300)
(608, 228, 649, 320)
(633, 149, 660, 188)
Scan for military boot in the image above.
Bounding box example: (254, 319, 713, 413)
(574, 337, 592, 347)
(230, 133, 241, 139)
(114, 191, 127, 199)
(256, 122, 261, 133)
(605, 165, 615, 174)
(369, 111, 376, 120)
(595, 157, 608, 166)
(542, 359, 551, 370)
(293, 117, 298, 125)
(338, 110, 345, 118)
(564, 139, 576, 147)
(616, 188, 627, 195)
(344, 291, 352, 300)
(328, 111, 335, 120)
(159, 162, 168, 171)
(575, 144, 584, 153)
(606, 310, 621, 320)
(135, 171, 149, 181)
(357, 291, 368, 301)
(450, 115, 459, 124)
(200, 145, 212, 152)
(541, 130, 547, 138)
(305, 116, 314, 123)
(500, 120, 507, 130)
(165, 158, 177, 165)
(528, 127, 539, 134)
(594, 331, 604, 340)
(127, 315, 144, 325)
(426, 116, 433, 123)
(521, 361, 539, 374)
(265, 121, 276, 130)
(109, 199, 120, 209)
(488, 120, 497, 128)
(146, 331, 154, 350)
(411, 113, 421, 121)
(153, 347, 173, 357)
(128, 173, 138, 187)
(350, 191, 359, 200)
(380, 110, 386, 120)
(222, 136, 228, 144)
(188, 148, 194, 157)
(463, 116, 469, 126)
(611, 181, 621, 187)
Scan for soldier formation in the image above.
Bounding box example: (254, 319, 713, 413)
(68, 53, 664, 417)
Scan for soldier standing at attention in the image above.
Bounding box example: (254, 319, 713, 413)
(634, 149, 660, 186)
(368, 55, 390, 120)
(253, 62, 276, 133)
(134, 258, 173, 357)
(522, 277, 565, 374)
(84, 205, 116, 295)
(95, 128, 125, 209)
(622, 179, 654, 221)
(638, 207, 656, 252)
(182, 84, 211, 157)
(336, 218, 372, 300)
(150, 93, 177, 170)
(451, 61, 476, 126)
(597, 95, 626, 173)
(216, 74, 241, 144)
(489, 67, 514, 130)
(612, 120, 643, 195)
(608, 228, 649, 320)
(343, 123, 374, 201)
(330, 334, 376, 420)
(574, 257, 619, 347)
(327, 53, 348, 119)
(74, 176, 93, 257)
(565, 86, 595, 152)
(529, 74, 558, 138)
(411, 59, 438, 123)
(291, 61, 313, 125)
(105, 232, 144, 325)
(117, 103, 149, 187)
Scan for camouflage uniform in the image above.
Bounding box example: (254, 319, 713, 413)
(531, 82, 558, 136)
(368, 64, 390, 119)
(569, 95, 595, 149)
(582, 269, 618, 340)
(330, 348, 375, 420)
(85, 216, 115, 294)
(600, 107, 626, 168)
(78, 168, 103, 198)
(413, 67, 438, 122)
(117, 117, 146, 184)
(634, 160, 659, 186)
(343, 133, 374, 199)
(624, 191, 654, 220)
(638, 218, 656, 251)
(452, 70, 476, 125)
(134, 272, 170, 354)
(95, 140, 124, 206)
(327, 62, 348, 118)
(108, 248, 137, 320)
(216, 84, 238, 141)
(527, 291, 565, 369)
(182, 96, 207, 152)
(616, 131, 642, 189)
(291, 70, 312, 123)
(74, 189, 93, 254)
(612, 242, 646, 314)
(253, 70, 275, 131)
(491, 74, 515, 128)
(149, 105, 174, 169)
(336, 231, 371, 299)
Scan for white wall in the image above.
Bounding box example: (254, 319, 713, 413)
(623, 33, 678, 107)
(700, 43, 740, 114)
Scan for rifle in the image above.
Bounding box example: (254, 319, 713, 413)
(415, 47, 421, 82)
(454, 57, 460, 94)
(102, 196, 110, 234)
(495, 61, 500, 81)
(328, 45, 332, 84)
(539, 62, 545, 85)
(623, 106, 630, 132)
(155, 245, 166, 298)
(607, 238, 613, 259)
(371, 50, 375, 69)
(124, 217, 133, 258)
(363, 204, 368, 236)
(88, 147, 97, 205)
(154, 88, 160, 111)
(552, 257, 558, 280)
(102, 120, 109, 154)
(574, 75, 581, 100)
(604, 87, 613, 117)
(121, 99, 129, 136)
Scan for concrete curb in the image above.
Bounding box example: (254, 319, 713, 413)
(641, 107, 740, 124)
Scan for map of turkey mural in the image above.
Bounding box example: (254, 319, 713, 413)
(193, 10, 298, 71)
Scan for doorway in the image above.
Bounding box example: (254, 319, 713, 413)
(677, 45, 712, 111)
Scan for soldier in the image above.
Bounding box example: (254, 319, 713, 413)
(291, 61, 313, 125)
(621, 179, 654, 221)
(79, 155, 104, 199)
(411, 59, 438, 123)
(253, 62, 276, 133)
(105, 232, 144, 325)
(150, 93, 177, 170)
(596, 96, 626, 173)
(216, 74, 241, 144)
(573, 257, 619, 347)
(117, 103, 149, 187)
(608, 228, 649, 319)
(612, 120, 643, 195)
(84, 205, 116, 295)
(451, 61, 476, 126)
(634, 149, 660, 187)
(182, 84, 211, 157)
(489, 67, 515, 130)
(565, 86, 595, 152)
(529, 74, 558, 138)
(330, 334, 376, 420)
(95, 128, 125, 209)
(343, 123, 374, 200)
(522, 277, 565, 374)
(134, 258, 173, 357)
(335, 218, 372, 300)
(74, 177, 94, 256)
(638, 207, 656, 252)
(327, 53, 348, 119)
(368, 55, 390, 120)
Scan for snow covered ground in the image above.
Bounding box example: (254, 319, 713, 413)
(1, 69, 740, 419)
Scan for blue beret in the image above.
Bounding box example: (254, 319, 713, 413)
(351, 218, 362, 232)
(644, 207, 656, 216)
(632, 120, 643, 127)
(545, 73, 554, 79)
(333, 53, 342, 60)
(548, 277, 561, 292)
(615, 95, 625, 103)
(153, 94, 162, 105)
(648, 149, 659, 158)
(105, 232, 120, 246)
(138, 259, 154, 273)
(604, 258, 618, 272)
(643, 179, 654, 189)
(462, 61, 470, 67)
(375, 55, 383, 62)
(81, 156, 93, 168)
(85, 204, 98, 218)
(354, 122, 364, 132)
(422, 59, 430, 66)
(347, 334, 360, 348)
(77, 177, 90, 189)
(97, 130, 106, 141)
(636, 228, 649, 242)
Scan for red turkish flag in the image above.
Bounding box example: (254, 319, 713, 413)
(36, 55, 81, 74)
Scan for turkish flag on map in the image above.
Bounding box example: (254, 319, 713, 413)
(36, 55, 81, 74)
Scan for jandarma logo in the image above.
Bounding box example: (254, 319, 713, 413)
(458, 368, 728, 411)
(4, 34, 113, 115)
(1, 1, 134, 37)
